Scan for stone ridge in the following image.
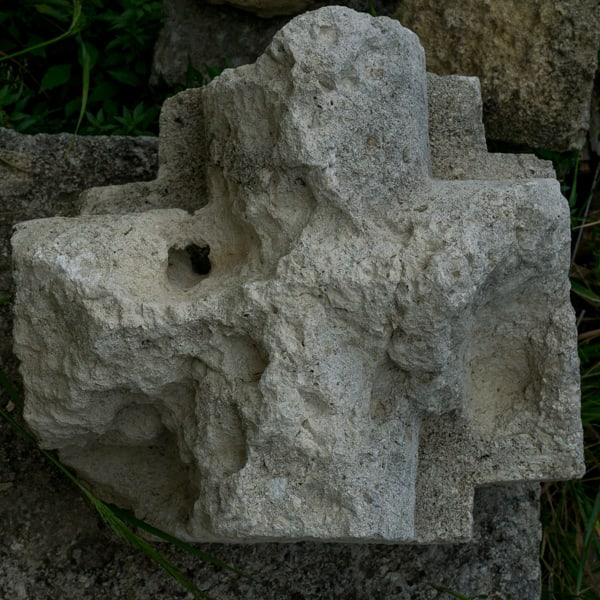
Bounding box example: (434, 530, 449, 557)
(12, 6, 583, 543)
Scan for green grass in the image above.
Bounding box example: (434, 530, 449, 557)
(0, 0, 227, 136)
(0, 0, 165, 135)
(540, 156, 600, 599)
(430, 585, 510, 599)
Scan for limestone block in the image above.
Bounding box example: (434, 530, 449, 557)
(0, 128, 158, 382)
(12, 7, 583, 543)
(395, 0, 600, 151)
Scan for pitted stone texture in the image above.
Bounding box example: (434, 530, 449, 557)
(0, 128, 158, 382)
(13, 7, 583, 544)
(427, 74, 556, 181)
(395, 0, 600, 151)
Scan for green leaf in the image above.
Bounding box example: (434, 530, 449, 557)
(101, 98, 120, 119)
(33, 3, 71, 21)
(13, 115, 43, 132)
(74, 36, 91, 135)
(430, 585, 472, 599)
(108, 504, 249, 578)
(568, 155, 580, 209)
(0, 1, 84, 64)
(64, 97, 82, 118)
(576, 487, 600, 594)
(81, 42, 100, 70)
(88, 81, 118, 104)
(571, 279, 600, 305)
(40, 64, 72, 91)
(0, 85, 22, 106)
(108, 69, 140, 86)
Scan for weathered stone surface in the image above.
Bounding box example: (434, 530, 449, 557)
(13, 7, 583, 544)
(0, 128, 158, 382)
(395, 0, 600, 151)
(591, 71, 600, 157)
(0, 184, 543, 598)
(0, 121, 543, 600)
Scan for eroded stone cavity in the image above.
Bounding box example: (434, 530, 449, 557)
(12, 7, 583, 543)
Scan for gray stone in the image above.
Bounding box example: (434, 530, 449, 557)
(590, 71, 600, 158)
(151, 0, 288, 87)
(0, 136, 543, 600)
(12, 7, 583, 546)
(395, 0, 600, 151)
(205, 0, 317, 17)
(151, 0, 400, 87)
(0, 469, 542, 598)
(203, 0, 399, 17)
(427, 73, 556, 181)
(0, 128, 158, 382)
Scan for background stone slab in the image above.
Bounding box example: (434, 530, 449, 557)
(395, 0, 600, 151)
(151, 0, 400, 86)
(0, 472, 541, 599)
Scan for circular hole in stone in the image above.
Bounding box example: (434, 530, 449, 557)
(167, 244, 211, 289)
(185, 244, 211, 275)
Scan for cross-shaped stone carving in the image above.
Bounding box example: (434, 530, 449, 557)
(12, 7, 583, 543)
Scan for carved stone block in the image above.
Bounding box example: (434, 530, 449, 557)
(12, 7, 583, 543)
